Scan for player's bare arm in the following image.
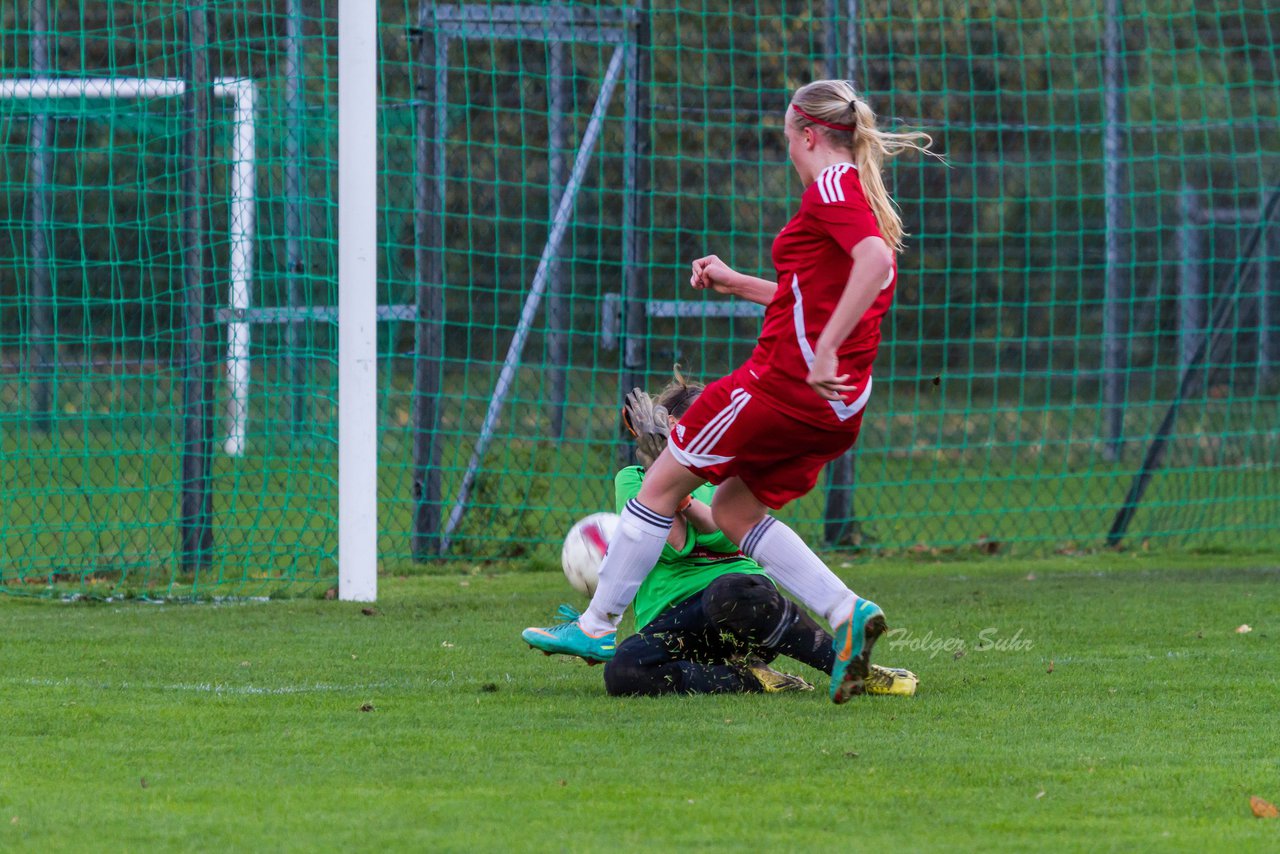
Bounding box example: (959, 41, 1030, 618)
(689, 254, 775, 305)
(679, 496, 718, 535)
(807, 235, 895, 402)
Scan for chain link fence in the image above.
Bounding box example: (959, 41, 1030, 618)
(1, 0, 1277, 596)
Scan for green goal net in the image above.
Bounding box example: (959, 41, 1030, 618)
(1, 0, 1277, 598)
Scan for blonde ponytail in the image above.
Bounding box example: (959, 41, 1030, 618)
(790, 80, 936, 252)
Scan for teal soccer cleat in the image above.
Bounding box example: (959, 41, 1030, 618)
(523, 606, 616, 664)
(829, 598, 888, 704)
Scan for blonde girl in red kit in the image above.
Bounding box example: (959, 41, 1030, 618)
(524, 80, 934, 704)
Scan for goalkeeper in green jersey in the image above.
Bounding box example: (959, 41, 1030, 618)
(533, 372, 917, 697)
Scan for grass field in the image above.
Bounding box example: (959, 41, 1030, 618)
(4, 551, 1279, 850)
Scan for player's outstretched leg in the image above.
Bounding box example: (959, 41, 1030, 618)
(735, 512, 888, 703)
(522, 605, 617, 663)
(522, 497, 677, 662)
(701, 574, 917, 696)
(521, 621, 617, 663)
(829, 597, 887, 704)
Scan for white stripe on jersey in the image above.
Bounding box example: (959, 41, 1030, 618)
(881, 265, 896, 290)
(788, 274, 873, 421)
(669, 442, 735, 469)
(684, 388, 751, 457)
(830, 164, 848, 202)
(814, 162, 854, 205)
(683, 391, 740, 455)
(817, 174, 833, 204)
(690, 392, 751, 456)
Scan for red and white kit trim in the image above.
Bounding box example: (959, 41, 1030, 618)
(815, 162, 854, 204)
(787, 273, 875, 422)
(669, 387, 752, 469)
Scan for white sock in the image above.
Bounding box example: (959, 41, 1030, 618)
(741, 516, 857, 629)
(580, 499, 673, 635)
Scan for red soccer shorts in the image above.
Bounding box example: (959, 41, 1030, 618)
(667, 365, 864, 509)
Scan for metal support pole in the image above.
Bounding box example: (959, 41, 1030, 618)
(845, 0, 862, 86)
(1177, 188, 1205, 376)
(441, 44, 628, 549)
(547, 39, 569, 436)
(619, 1, 649, 468)
(1110, 188, 1280, 545)
(823, 0, 840, 80)
(1101, 0, 1127, 461)
(412, 2, 446, 560)
(821, 1, 865, 544)
(29, 0, 53, 432)
(285, 0, 306, 433)
(1258, 214, 1275, 377)
(181, 2, 216, 576)
(823, 452, 857, 546)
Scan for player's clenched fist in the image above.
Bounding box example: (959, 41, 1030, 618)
(690, 254, 738, 294)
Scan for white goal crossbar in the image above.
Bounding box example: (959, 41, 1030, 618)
(0, 76, 257, 457)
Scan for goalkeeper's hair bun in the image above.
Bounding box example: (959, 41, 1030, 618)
(655, 365, 705, 418)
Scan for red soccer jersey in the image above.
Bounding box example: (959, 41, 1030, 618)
(742, 161, 896, 430)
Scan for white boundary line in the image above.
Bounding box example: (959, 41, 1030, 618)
(12, 676, 398, 696)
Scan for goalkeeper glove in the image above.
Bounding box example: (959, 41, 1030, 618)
(622, 387, 670, 468)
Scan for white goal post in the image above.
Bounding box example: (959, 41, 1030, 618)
(337, 0, 378, 602)
(0, 76, 257, 458)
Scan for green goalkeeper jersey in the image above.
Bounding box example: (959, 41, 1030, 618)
(615, 466, 770, 630)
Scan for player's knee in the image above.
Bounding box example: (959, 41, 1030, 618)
(702, 573, 785, 638)
(603, 653, 642, 696)
(603, 642, 661, 697)
(605, 656, 677, 697)
(602, 661, 628, 696)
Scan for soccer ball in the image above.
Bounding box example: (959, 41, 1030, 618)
(561, 512, 619, 597)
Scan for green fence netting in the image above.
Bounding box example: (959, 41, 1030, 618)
(1, 0, 1277, 597)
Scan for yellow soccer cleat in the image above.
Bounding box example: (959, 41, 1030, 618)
(740, 657, 815, 693)
(865, 664, 919, 697)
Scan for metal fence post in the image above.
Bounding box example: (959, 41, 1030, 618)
(29, 0, 54, 433)
(181, 2, 216, 575)
(620, 1, 649, 468)
(412, 1, 446, 559)
(845, 0, 861, 85)
(823, 0, 840, 79)
(1259, 210, 1275, 377)
(1177, 187, 1205, 375)
(821, 0, 863, 545)
(823, 452, 858, 546)
(285, 0, 307, 433)
(1101, 0, 1128, 462)
(548, 38, 569, 437)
